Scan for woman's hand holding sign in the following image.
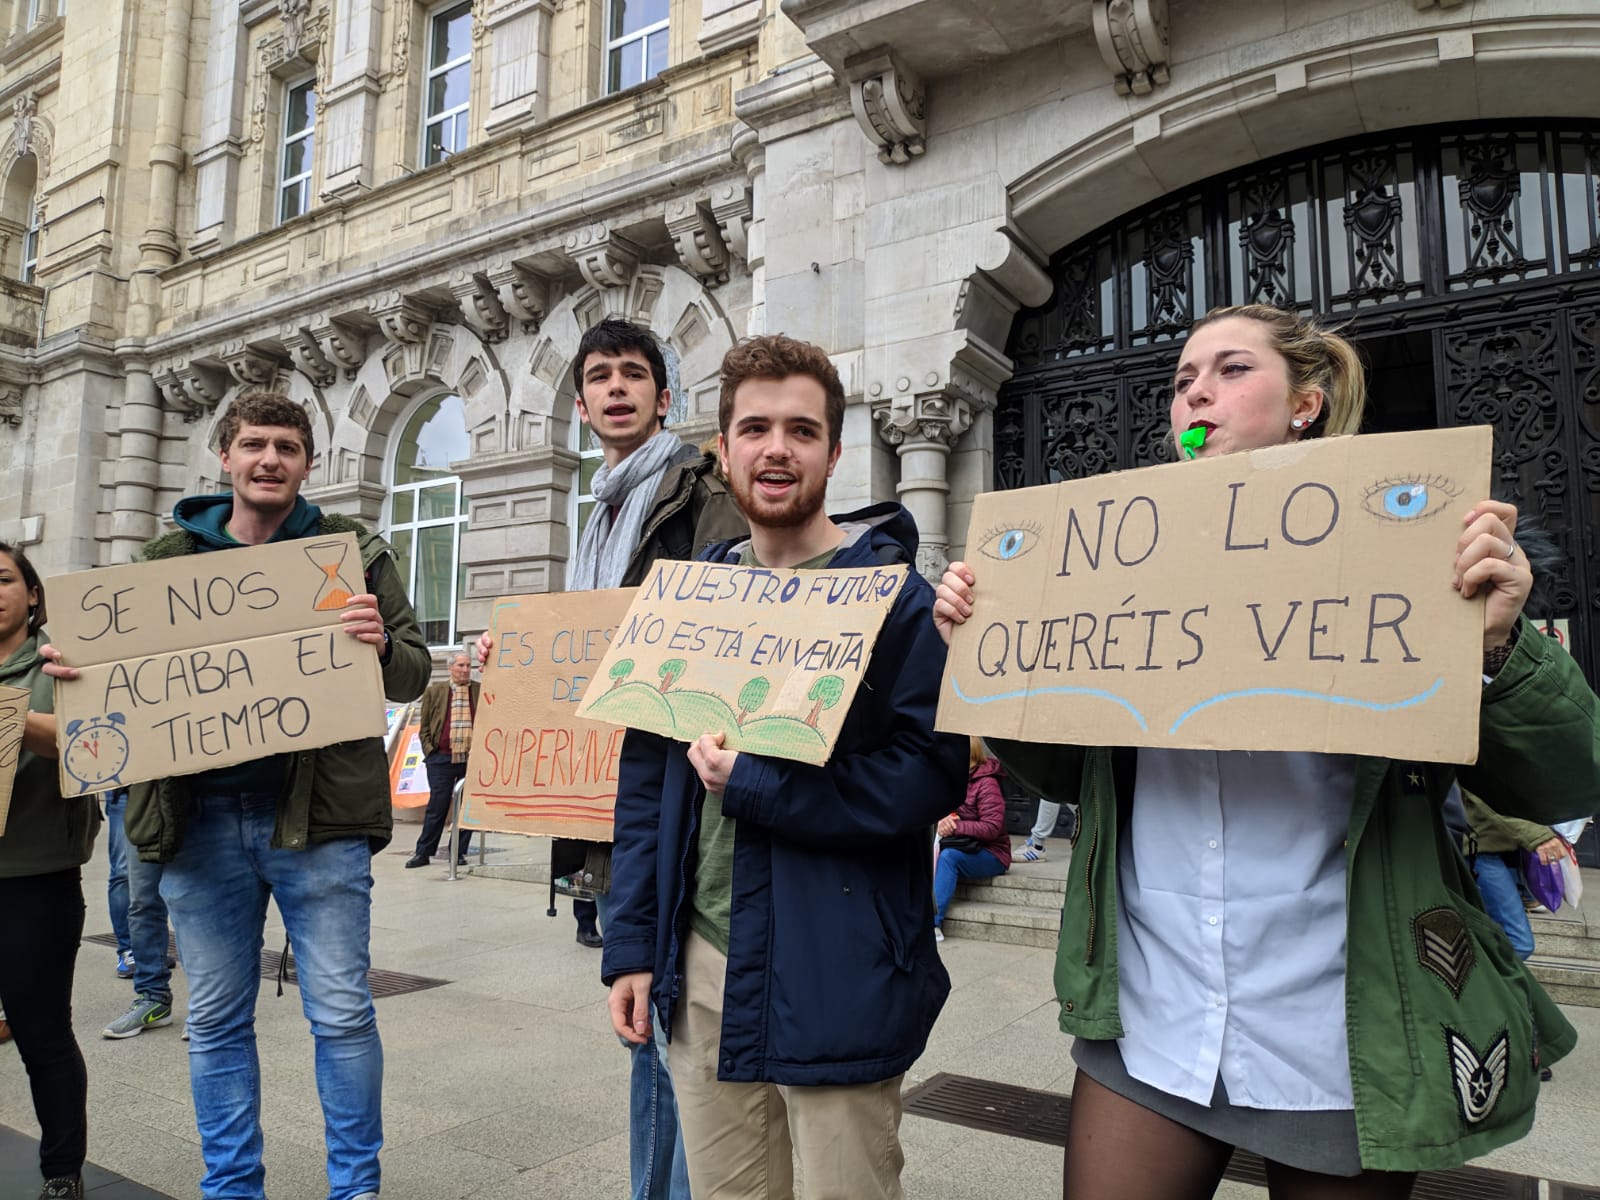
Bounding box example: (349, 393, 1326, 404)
(933, 561, 976, 647)
(1454, 500, 1531, 653)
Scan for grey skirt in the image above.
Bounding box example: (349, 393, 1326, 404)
(1070, 1038, 1364, 1177)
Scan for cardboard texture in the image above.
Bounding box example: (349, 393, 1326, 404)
(576, 562, 909, 766)
(459, 588, 635, 840)
(937, 427, 1493, 763)
(49, 532, 386, 794)
(0, 683, 27, 836)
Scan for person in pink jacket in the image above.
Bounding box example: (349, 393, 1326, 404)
(934, 738, 1013, 941)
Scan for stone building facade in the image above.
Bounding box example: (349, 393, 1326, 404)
(2, 0, 1599, 672)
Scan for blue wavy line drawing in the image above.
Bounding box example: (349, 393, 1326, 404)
(1167, 676, 1445, 734)
(950, 676, 1148, 732)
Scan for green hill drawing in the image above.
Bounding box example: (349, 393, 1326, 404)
(585, 681, 675, 728)
(735, 714, 828, 761)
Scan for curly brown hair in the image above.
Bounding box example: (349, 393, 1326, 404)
(216, 392, 314, 458)
(718, 334, 845, 449)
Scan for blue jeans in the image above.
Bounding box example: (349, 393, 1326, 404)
(595, 894, 690, 1200)
(160, 794, 382, 1200)
(1471, 852, 1535, 959)
(934, 847, 1007, 925)
(106, 793, 131, 956)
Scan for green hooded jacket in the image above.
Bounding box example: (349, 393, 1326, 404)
(123, 496, 430, 862)
(989, 617, 1600, 1172)
(0, 633, 101, 877)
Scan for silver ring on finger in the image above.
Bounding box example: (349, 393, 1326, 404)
(1505, 538, 1518, 560)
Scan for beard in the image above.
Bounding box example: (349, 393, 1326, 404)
(728, 466, 829, 530)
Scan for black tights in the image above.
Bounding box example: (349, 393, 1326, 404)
(1064, 1070, 1416, 1200)
(0, 868, 88, 1182)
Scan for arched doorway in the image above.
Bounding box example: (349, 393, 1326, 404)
(999, 120, 1600, 856)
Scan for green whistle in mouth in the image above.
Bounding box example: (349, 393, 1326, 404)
(1179, 426, 1208, 459)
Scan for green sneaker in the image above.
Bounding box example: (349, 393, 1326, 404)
(103, 993, 174, 1039)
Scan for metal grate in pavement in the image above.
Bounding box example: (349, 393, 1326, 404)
(903, 1073, 1542, 1199)
(83, 932, 447, 999)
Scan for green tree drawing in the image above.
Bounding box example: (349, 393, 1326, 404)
(657, 659, 688, 693)
(736, 677, 771, 725)
(608, 659, 635, 691)
(805, 675, 846, 727)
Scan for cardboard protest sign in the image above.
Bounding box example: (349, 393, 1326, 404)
(389, 720, 430, 808)
(50, 531, 386, 794)
(577, 562, 909, 765)
(938, 426, 1492, 763)
(0, 683, 28, 835)
(459, 588, 634, 840)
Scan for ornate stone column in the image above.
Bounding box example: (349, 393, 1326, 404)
(872, 388, 973, 580)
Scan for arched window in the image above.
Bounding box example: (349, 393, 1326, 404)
(385, 393, 471, 647)
(568, 339, 688, 556)
(3, 155, 38, 283)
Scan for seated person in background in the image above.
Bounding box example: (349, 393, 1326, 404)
(934, 738, 1012, 942)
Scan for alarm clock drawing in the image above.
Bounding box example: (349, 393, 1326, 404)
(63, 712, 130, 792)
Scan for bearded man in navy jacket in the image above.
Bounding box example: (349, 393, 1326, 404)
(602, 333, 967, 1199)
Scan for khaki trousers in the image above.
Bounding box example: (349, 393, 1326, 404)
(673, 931, 907, 1200)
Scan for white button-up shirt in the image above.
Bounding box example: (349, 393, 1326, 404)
(1115, 748, 1357, 1110)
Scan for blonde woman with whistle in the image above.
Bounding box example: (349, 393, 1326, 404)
(933, 304, 1600, 1200)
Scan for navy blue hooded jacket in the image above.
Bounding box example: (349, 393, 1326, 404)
(600, 501, 968, 1085)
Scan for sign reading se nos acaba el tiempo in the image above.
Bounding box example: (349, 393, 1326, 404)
(49, 532, 386, 794)
(576, 561, 908, 766)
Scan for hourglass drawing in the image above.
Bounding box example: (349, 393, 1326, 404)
(306, 540, 358, 611)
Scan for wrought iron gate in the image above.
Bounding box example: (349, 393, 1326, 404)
(998, 122, 1600, 854)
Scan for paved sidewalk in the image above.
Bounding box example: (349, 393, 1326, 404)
(2, 833, 1597, 1198)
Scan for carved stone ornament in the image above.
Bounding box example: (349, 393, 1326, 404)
(157, 363, 229, 421)
(872, 390, 975, 449)
(710, 181, 753, 264)
(284, 324, 337, 388)
(13, 91, 36, 159)
(564, 224, 642, 291)
(449, 270, 511, 343)
(845, 49, 926, 166)
(666, 199, 731, 286)
(220, 340, 286, 388)
(280, 0, 310, 57)
(1093, 0, 1171, 96)
(0, 387, 21, 429)
(371, 291, 434, 346)
(487, 259, 550, 333)
(316, 317, 369, 378)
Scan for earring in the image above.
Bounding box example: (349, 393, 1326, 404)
(1292, 418, 1308, 429)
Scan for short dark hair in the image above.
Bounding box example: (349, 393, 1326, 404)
(216, 393, 314, 458)
(718, 334, 845, 449)
(0, 541, 45, 636)
(572, 318, 669, 401)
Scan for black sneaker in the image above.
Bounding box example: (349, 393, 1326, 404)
(40, 1177, 84, 1200)
(405, 854, 430, 869)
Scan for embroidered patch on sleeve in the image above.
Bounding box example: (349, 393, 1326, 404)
(1414, 907, 1475, 998)
(1446, 1026, 1508, 1125)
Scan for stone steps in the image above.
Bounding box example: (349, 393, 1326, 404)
(945, 864, 1600, 1007)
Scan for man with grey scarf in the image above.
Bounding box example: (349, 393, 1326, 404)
(479, 317, 742, 1200)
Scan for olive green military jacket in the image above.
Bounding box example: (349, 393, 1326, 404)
(124, 515, 430, 861)
(991, 617, 1600, 1172)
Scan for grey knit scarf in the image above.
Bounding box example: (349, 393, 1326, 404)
(569, 428, 682, 590)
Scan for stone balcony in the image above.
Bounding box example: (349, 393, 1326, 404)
(0, 276, 43, 348)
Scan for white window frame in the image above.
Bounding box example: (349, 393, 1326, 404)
(278, 77, 315, 225)
(604, 0, 670, 95)
(422, 1, 472, 166)
(384, 392, 471, 650)
(21, 202, 39, 283)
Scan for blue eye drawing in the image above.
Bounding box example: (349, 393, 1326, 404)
(1361, 475, 1460, 523)
(976, 522, 1042, 561)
